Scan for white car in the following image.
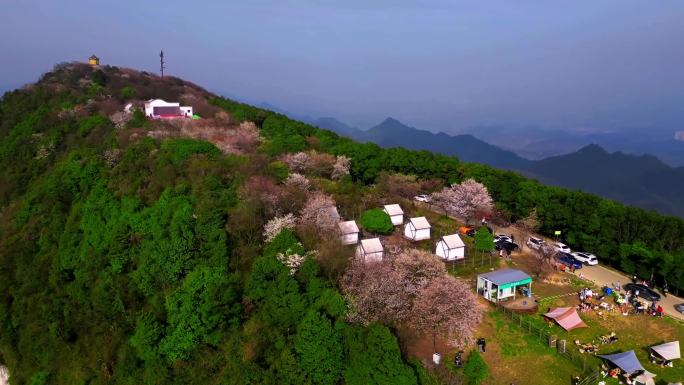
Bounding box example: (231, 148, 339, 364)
(526, 237, 545, 250)
(414, 194, 431, 203)
(571, 252, 598, 266)
(553, 242, 571, 253)
(494, 234, 513, 243)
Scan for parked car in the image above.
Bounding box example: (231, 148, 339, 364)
(495, 240, 519, 252)
(674, 303, 684, 315)
(623, 283, 661, 302)
(526, 237, 545, 250)
(555, 252, 583, 270)
(571, 252, 599, 266)
(414, 194, 431, 203)
(459, 226, 474, 236)
(553, 242, 572, 253)
(461, 226, 492, 237)
(494, 234, 513, 243)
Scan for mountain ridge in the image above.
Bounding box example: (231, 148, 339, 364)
(307, 114, 684, 218)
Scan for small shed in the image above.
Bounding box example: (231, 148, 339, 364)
(477, 268, 532, 303)
(356, 238, 383, 262)
(88, 54, 100, 66)
(383, 204, 404, 226)
(435, 234, 465, 261)
(404, 217, 431, 241)
(338, 220, 359, 245)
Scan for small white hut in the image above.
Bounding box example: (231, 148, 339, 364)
(404, 217, 431, 241)
(383, 204, 404, 226)
(338, 220, 359, 245)
(435, 234, 465, 261)
(356, 238, 383, 262)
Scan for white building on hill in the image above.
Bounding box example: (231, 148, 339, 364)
(144, 99, 193, 119)
(404, 217, 431, 241)
(435, 234, 465, 261)
(383, 204, 404, 226)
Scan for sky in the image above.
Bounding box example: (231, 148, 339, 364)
(1, 0, 684, 133)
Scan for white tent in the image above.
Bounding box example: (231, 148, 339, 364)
(356, 238, 383, 262)
(338, 220, 359, 245)
(435, 234, 465, 261)
(651, 341, 681, 361)
(383, 204, 404, 226)
(404, 217, 431, 241)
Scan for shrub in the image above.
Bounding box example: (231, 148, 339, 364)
(77, 114, 111, 135)
(127, 108, 149, 128)
(159, 138, 221, 166)
(360, 208, 393, 234)
(120, 86, 136, 100)
(463, 350, 489, 385)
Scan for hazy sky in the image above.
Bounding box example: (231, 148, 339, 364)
(2, 1, 683, 132)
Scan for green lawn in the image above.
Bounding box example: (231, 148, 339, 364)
(479, 310, 580, 385)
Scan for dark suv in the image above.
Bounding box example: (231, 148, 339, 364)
(624, 283, 661, 302)
(555, 252, 583, 270)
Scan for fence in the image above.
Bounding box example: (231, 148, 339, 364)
(493, 303, 602, 382)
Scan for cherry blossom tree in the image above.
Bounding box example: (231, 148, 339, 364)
(298, 192, 340, 234)
(281, 152, 311, 173)
(341, 248, 482, 350)
(263, 213, 297, 242)
(284, 173, 311, 191)
(340, 260, 412, 325)
(393, 249, 447, 297)
(431, 179, 493, 224)
(410, 275, 483, 350)
(331, 155, 351, 180)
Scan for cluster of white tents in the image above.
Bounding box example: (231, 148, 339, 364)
(596, 341, 681, 385)
(352, 203, 468, 263)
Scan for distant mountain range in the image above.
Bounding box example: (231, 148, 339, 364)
(462, 124, 684, 167)
(307, 114, 684, 219)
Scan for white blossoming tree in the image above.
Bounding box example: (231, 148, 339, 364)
(263, 213, 297, 243)
(431, 179, 493, 224)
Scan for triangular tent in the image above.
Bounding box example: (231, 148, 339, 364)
(598, 350, 645, 374)
(651, 341, 681, 361)
(543, 307, 588, 331)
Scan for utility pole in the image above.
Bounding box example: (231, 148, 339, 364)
(160, 50, 165, 78)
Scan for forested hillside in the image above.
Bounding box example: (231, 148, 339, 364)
(1, 63, 684, 385)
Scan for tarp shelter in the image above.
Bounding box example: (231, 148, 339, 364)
(543, 307, 588, 331)
(435, 234, 465, 261)
(477, 268, 532, 303)
(598, 351, 645, 374)
(356, 238, 383, 263)
(383, 204, 404, 226)
(404, 217, 431, 241)
(651, 341, 681, 361)
(338, 220, 359, 245)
